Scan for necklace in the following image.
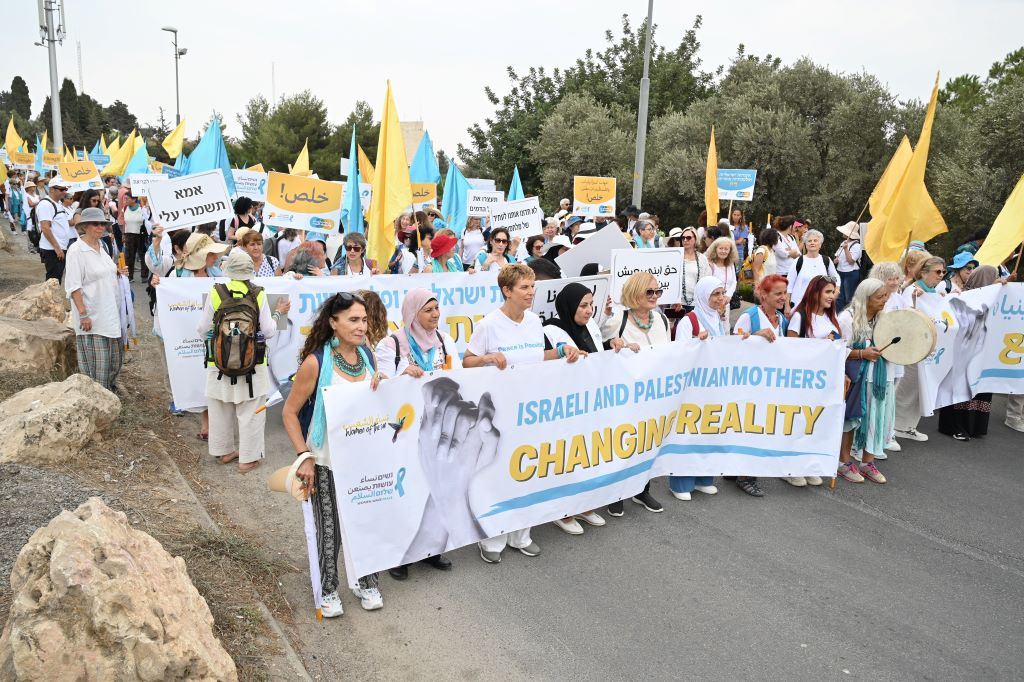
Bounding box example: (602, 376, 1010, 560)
(631, 311, 654, 330)
(332, 347, 366, 377)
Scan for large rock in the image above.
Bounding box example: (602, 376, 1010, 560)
(0, 224, 11, 253)
(0, 315, 76, 378)
(0, 374, 120, 464)
(0, 279, 68, 323)
(0, 498, 237, 681)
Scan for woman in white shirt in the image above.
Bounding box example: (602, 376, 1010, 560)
(705, 236, 738, 301)
(678, 226, 709, 312)
(786, 229, 838, 309)
(834, 222, 863, 309)
(787, 275, 841, 340)
(773, 215, 801, 275)
(122, 193, 151, 281)
(461, 217, 486, 270)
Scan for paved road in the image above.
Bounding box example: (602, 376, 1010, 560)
(232, 393, 1024, 681)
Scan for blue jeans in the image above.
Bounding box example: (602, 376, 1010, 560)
(838, 270, 861, 310)
(669, 476, 714, 493)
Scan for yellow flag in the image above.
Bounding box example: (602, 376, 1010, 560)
(358, 145, 375, 184)
(101, 130, 137, 176)
(5, 115, 24, 153)
(161, 118, 187, 159)
(366, 81, 413, 268)
(866, 74, 948, 263)
(41, 130, 48, 154)
(974, 174, 1024, 268)
(107, 135, 121, 158)
(0, 161, 7, 186)
(99, 133, 107, 155)
(63, 145, 74, 163)
(291, 139, 311, 176)
(867, 136, 912, 225)
(246, 163, 265, 172)
(704, 126, 719, 226)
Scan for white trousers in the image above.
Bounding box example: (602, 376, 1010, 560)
(894, 363, 922, 432)
(1006, 394, 1024, 425)
(207, 395, 266, 464)
(479, 528, 532, 553)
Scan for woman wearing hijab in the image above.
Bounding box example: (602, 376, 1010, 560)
(937, 265, 1001, 441)
(670, 276, 726, 500)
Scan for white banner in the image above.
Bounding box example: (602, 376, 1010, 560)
(533, 275, 611, 327)
(912, 292, 959, 416)
(488, 197, 542, 240)
(967, 283, 1024, 395)
(156, 272, 503, 410)
(231, 169, 268, 202)
(610, 247, 684, 305)
(127, 174, 168, 198)
(324, 337, 846, 584)
(555, 224, 631, 277)
(467, 190, 505, 217)
(147, 170, 233, 231)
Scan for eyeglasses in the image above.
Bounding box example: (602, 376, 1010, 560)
(682, 235, 694, 241)
(492, 238, 508, 244)
(932, 269, 946, 275)
(346, 245, 363, 252)
(645, 288, 663, 298)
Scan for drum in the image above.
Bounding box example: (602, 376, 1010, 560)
(873, 308, 936, 365)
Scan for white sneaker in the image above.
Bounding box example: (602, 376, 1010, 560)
(805, 475, 823, 486)
(575, 511, 606, 527)
(885, 439, 901, 451)
(694, 485, 718, 495)
(895, 427, 928, 442)
(783, 476, 807, 487)
(321, 591, 344, 618)
(670, 490, 691, 500)
(852, 448, 863, 462)
(352, 584, 383, 611)
(553, 517, 584, 535)
(874, 451, 887, 460)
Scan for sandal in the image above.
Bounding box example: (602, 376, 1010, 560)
(218, 452, 239, 464)
(238, 461, 261, 473)
(736, 478, 765, 497)
(952, 432, 970, 441)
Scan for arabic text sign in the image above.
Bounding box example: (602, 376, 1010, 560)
(325, 336, 845, 583)
(717, 169, 758, 201)
(127, 174, 167, 198)
(533, 274, 611, 327)
(57, 161, 103, 192)
(231, 169, 269, 202)
(411, 183, 437, 210)
(572, 176, 616, 217)
(488, 197, 542, 240)
(146, 170, 233, 232)
(467, 190, 505, 217)
(9, 150, 36, 168)
(264, 171, 343, 234)
(610, 247, 684, 305)
(968, 283, 1024, 395)
(555, 223, 631, 277)
(41, 152, 62, 169)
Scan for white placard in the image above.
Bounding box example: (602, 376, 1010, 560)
(488, 197, 542, 240)
(127, 174, 168, 198)
(467, 178, 496, 191)
(533, 274, 611, 327)
(467, 190, 505, 217)
(146, 170, 234, 231)
(231, 169, 269, 202)
(555, 223, 632, 277)
(610, 247, 684, 305)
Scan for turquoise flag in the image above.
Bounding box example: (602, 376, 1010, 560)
(409, 131, 440, 184)
(508, 165, 525, 201)
(173, 152, 186, 170)
(182, 114, 236, 196)
(341, 127, 363, 234)
(440, 155, 470, 237)
(34, 135, 43, 173)
(122, 138, 150, 179)
(89, 140, 100, 156)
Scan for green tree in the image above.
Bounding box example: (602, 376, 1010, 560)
(106, 99, 138, 136)
(939, 74, 986, 115)
(9, 76, 31, 120)
(58, 79, 80, 145)
(333, 101, 380, 163)
(251, 91, 335, 177)
(236, 95, 270, 163)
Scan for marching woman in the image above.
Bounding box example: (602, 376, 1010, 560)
(836, 279, 893, 484)
(750, 228, 779, 293)
(787, 275, 841, 341)
(945, 253, 978, 295)
(425, 233, 464, 273)
(237, 229, 282, 277)
(463, 264, 583, 563)
(679, 226, 710, 314)
(282, 292, 388, 615)
(868, 260, 906, 454)
(785, 229, 838, 309)
(599, 272, 670, 514)
(475, 227, 519, 272)
(461, 217, 486, 270)
(331, 232, 379, 276)
(543, 282, 612, 535)
(374, 288, 460, 580)
(705, 236, 739, 302)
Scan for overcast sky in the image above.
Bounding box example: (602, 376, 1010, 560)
(7, 0, 1023, 162)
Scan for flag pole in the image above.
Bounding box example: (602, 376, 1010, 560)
(1012, 239, 1024, 276)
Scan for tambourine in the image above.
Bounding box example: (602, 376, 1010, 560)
(873, 308, 936, 365)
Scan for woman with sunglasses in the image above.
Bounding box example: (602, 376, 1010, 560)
(475, 227, 518, 272)
(945, 253, 978, 295)
(283, 291, 387, 616)
(599, 271, 668, 515)
(331, 232, 379, 276)
(678, 226, 709, 314)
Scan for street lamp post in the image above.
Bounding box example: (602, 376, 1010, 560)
(630, 0, 655, 210)
(161, 27, 185, 125)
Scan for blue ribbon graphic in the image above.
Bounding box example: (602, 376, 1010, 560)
(395, 467, 407, 497)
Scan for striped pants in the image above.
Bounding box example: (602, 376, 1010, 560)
(311, 465, 377, 594)
(75, 334, 124, 391)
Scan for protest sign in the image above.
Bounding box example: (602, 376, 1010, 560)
(324, 336, 846, 583)
(57, 160, 103, 192)
(572, 176, 616, 217)
(156, 272, 503, 410)
(533, 274, 611, 327)
(231, 169, 268, 202)
(9, 150, 34, 168)
(467, 178, 496, 191)
(555, 223, 631, 277)
(610, 248, 684, 305)
(717, 169, 758, 201)
(411, 183, 437, 210)
(89, 153, 110, 167)
(467, 190, 505, 217)
(146, 170, 233, 231)
(489, 197, 542, 240)
(41, 152, 62, 169)
(127, 174, 168, 198)
(913, 292, 960, 415)
(341, 181, 373, 212)
(264, 171, 343, 233)
(967, 283, 1024, 395)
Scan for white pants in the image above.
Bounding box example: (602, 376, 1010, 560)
(894, 364, 922, 432)
(479, 528, 532, 553)
(1007, 394, 1024, 425)
(207, 395, 266, 464)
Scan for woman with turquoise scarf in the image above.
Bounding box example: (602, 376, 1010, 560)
(633, 219, 660, 248)
(283, 292, 387, 617)
(836, 279, 892, 484)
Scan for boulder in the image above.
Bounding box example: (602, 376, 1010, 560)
(0, 498, 237, 681)
(0, 374, 120, 465)
(0, 223, 11, 253)
(0, 315, 76, 378)
(0, 279, 68, 323)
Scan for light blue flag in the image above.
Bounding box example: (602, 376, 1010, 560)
(121, 138, 150, 179)
(440, 156, 471, 237)
(508, 165, 525, 201)
(35, 135, 43, 173)
(341, 127, 363, 234)
(90, 140, 100, 156)
(409, 131, 440, 184)
(182, 114, 236, 196)
(173, 152, 186, 170)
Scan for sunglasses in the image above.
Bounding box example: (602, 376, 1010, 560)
(330, 291, 365, 311)
(346, 245, 363, 252)
(682, 235, 694, 241)
(932, 269, 946, 275)
(645, 288, 663, 298)
(492, 238, 508, 244)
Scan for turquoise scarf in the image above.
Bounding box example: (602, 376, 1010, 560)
(406, 329, 436, 372)
(309, 339, 371, 449)
(851, 340, 889, 451)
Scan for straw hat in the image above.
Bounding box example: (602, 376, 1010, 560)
(837, 221, 860, 239)
(267, 453, 315, 502)
(233, 226, 253, 243)
(182, 233, 229, 270)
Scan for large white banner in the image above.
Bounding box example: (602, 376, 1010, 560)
(231, 169, 268, 202)
(324, 337, 846, 584)
(489, 197, 542, 240)
(147, 171, 233, 231)
(610, 247, 684, 305)
(967, 283, 1024, 395)
(156, 272, 502, 409)
(912, 292, 959, 415)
